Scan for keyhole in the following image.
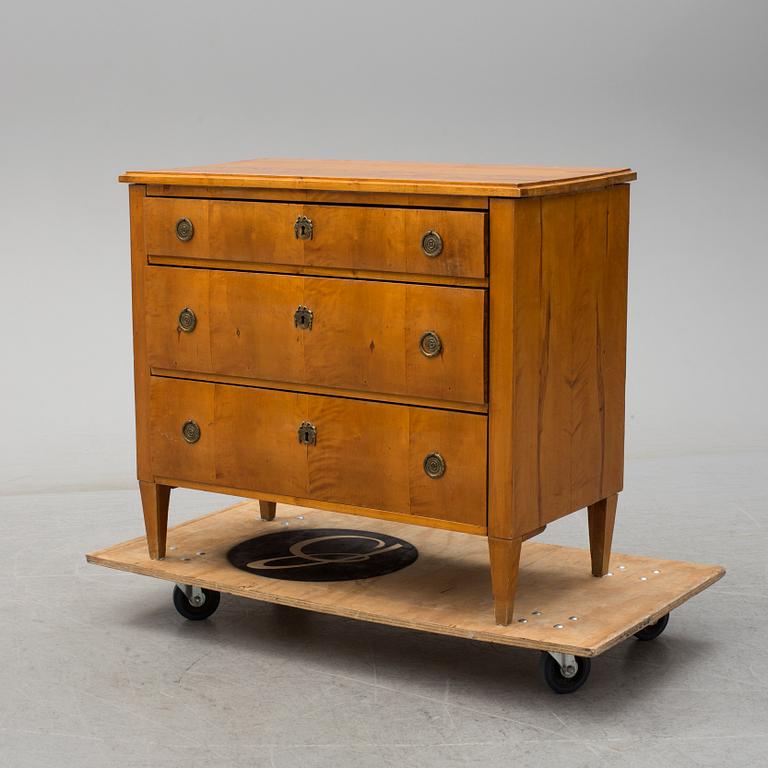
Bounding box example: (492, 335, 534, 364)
(294, 216, 313, 241)
(297, 421, 316, 445)
(294, 306, 313, 330)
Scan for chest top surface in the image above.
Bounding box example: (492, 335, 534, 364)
(120, 157, 635, 198)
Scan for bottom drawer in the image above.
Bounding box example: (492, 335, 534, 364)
(149, 377, 487, 528)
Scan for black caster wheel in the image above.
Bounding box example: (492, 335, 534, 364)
(172, 585, 221, 621)
(634, 612, 669, 641)
(539, 652, 591, 694)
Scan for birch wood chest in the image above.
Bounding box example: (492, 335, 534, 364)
(120, 158, 634, 624)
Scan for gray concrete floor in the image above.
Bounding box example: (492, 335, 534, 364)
(1, 452, 766, 767)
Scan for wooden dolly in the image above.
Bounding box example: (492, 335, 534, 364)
(86, 501, 724, 693)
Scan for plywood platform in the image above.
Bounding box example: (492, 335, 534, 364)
(86, 502, 724, 657)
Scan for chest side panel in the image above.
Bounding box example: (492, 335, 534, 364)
(488, 185, 630, 537)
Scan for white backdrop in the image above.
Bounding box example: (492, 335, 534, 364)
(1, 0, 766, 494)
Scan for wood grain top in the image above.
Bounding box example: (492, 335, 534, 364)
(120, 158, 636, 198)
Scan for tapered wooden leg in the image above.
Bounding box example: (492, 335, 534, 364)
(259, 500, 277, 521)
(488, 536, 523, 626)
(139, 481, 170, 560)
(588, 493, 618, 576)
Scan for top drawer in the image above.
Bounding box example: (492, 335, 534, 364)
(143, 197, 487, 280)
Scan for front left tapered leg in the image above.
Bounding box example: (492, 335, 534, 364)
(259, 500, 277, 521)
(139, 481, 171, 560)
(588, 494, 618, 576)
(488, 536, 523, 626)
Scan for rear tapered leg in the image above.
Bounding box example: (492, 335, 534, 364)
(588, 494, 618, 576)
(259, 500, 277, 521)
(139, 481, 171, 559)
(488, 536, 523, 626)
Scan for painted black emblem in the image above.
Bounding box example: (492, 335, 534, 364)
(227, 528, 418, 582)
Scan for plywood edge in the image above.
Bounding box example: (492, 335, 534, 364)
(588, 565, 726, 656)
(81, 550, 591, 655)
(86, 502, 725, 659)
(83, 549, 725, 658)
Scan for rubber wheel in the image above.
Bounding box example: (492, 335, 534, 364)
(539, 652, 591, 694)
(634, 613, 669, 641)
(172, 585, 221, 621)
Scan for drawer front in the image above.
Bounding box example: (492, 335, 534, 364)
(143, 197, 487, 279)
(145, 266, 486, 405)
(149, 377, 487, 528)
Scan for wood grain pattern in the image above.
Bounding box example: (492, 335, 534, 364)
(143, 197, 487, 279)
(138, 481, 170, 559)
(149, 377, 487, 528)
(151, 369, 489, 414)
(488, 186, 630, 540)
(129, 185, 152, 479)
(144, 266, 486, 405)
(588, 494, 617, 577)
(146, 184, 489, 210)
(153, 477, 487, 535)
(147, 256, 488, 288)
(124, 164, 635, 612)
(488, 536, 523, 625)
(487, 197, 542, 540)
(602, 185, 631, 494)
(121, 157, 636, 198)
(86, 502, 724, 658)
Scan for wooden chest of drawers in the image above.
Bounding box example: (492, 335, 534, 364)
(121, 158, 635, 625)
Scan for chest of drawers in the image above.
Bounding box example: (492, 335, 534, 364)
(121, 158, 634, 625)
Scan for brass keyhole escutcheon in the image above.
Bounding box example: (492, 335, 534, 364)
(294, 215, 314, 240)
(294, 306, 314, 330)
(421, 230, 443, 257)
(297, 422, 317, 446)
(175, 217, 194, 242)
(178, 307, 197, 333)
(419, 331, 442, 357)
(423, 452, 446, 479)
(182, 420, 201, 444)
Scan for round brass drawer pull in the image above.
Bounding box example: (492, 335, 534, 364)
(419, 331, 442, 357)
(297, 421, 317, 446)
(423, 452, 446, 479)
(421, 230, 443, 257)
(178, 307, 197, 333)
(175, 217, 194, 242)
(182, 420, 201, 444)
(294, 215, 313, 240)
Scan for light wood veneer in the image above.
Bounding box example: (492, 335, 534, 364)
(144, 266, 486, 405)
(123, 158, 634, 624)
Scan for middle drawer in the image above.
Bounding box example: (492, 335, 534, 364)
(144, 267, 486, 405)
